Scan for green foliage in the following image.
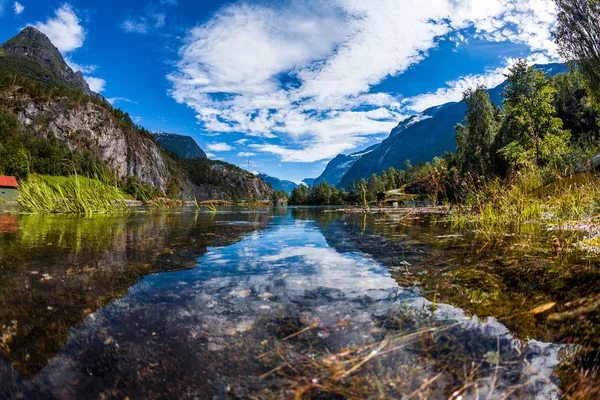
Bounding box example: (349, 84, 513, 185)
(455, 86, 499, 176)
(552, 72, 600, 146)
(121, 176, 162, 201)
(3, 148, 30, 180)
(272, 190, 288, 205)
(497, 60, 571, 170)
(554, 0, 600, 102)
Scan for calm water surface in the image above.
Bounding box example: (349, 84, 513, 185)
(0, 208, 598, 399)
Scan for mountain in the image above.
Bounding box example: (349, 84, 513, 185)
(337, 63, 569, 188)
(0, 27, 273, 202)
(153, 132, 207, 159)
(302, 178, 315, 187)
(0, 27, 93, 95)
(256, 173, 298, 194)
(313, 144, 380, 187)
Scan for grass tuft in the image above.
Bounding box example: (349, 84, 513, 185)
(17, 174, 129, 214)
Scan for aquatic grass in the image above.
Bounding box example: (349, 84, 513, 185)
(17, 174, 129, 214)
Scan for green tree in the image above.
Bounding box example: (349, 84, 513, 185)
(497, 61, 570, 170)
(3, 148, 30, 180)
(554, 0, 600, 100)
(552, 72, 600, 145)
(272, 190, 288, 205)
(455, 86, 499, 175)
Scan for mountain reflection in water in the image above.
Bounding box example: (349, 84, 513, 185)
(0, 208, 596, 399)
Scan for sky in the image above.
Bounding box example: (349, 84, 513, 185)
(0, 0, 562, 182)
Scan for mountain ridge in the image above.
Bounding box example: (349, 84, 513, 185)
(312, 143, 380, 187)
(0, 27, 93, 95)
(256, 173, 298, 194)
(153, 132, 207, 159)
(337, 63, 569, 188)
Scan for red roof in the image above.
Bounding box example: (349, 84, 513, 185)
(0, 176, 19, 188)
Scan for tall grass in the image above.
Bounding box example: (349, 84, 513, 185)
(17, 174, 129, 214)
(451, 169, 600, 232)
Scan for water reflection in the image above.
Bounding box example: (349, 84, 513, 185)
(0, 209, 580, 399)
(0, 211, 271, 379)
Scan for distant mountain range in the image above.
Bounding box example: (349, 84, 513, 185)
(256, 173, 298, 194)
(334, 63, 568, 188)
(313, 144, 380, 187)
(153, 132, 207, 159)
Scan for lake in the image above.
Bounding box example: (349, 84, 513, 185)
(0, 208, 598, 399)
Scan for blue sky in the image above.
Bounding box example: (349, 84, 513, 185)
(0, 0, 561, 182)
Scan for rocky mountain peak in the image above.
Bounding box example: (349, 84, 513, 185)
(0, 27, 92, 95)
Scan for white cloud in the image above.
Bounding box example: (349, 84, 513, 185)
(207, 142, 233, 152)
(13, 1, 24, 15)
(66, 58, 96, 74)
(122, 19, 149, 34)
(405, 53, 560, 112)
(235, 139, 249, 145)
(84, 76, 106, 93)
(33, 4, 85, 53)
(237, 152, 256, 157)
(106, 97, 136, 105)
(205, 152, 216, 158)
(122, 12, 167, 34)
(169, 0, 560, 163)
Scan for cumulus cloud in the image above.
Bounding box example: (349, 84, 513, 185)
(66, 58, 96, 74)
(207, 142, 233, 152)
(169, 0, 560, 163)
(85, 77, 106, 93)
(33, 4, 85, 52)
(13, 1, 24, 15)
(237, 152, 256, 157)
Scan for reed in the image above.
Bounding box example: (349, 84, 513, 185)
(17, 174, 128, 214)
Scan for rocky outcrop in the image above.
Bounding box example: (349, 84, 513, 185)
(189, 163, 274, 201)
(13, 96, 172, 192)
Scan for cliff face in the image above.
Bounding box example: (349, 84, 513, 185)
(11, 95, 172, 192)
